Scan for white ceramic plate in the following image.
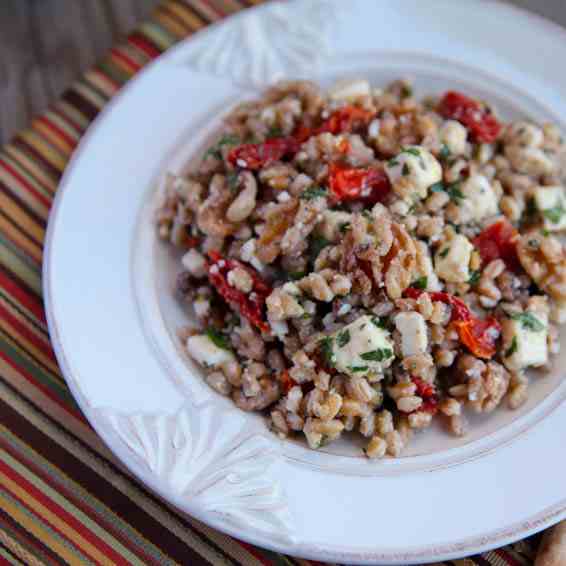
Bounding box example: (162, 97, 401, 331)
(44, 1, 566, 563)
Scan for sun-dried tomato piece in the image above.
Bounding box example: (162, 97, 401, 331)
(207, 251, 271, 332)
(278, 370, 297, 395)
(227, 137, 299, 170)
(412, 377, 438, 415)
(438, 91, 502, 143)
(328, 162, 391, 204)
(453, 317, 501, 360)
(404, 288, 472, 322)
(472, 219, 521, 272)
(293, 105, 374, 143)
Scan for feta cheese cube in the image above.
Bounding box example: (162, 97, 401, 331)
(328, 315, 394, 378)
(394, 312, 428, 357)
(186, 334, 235, 368)
(181, 249, 207, 278)
(440, 120, 468, 156)
(434, 234, 473, 283)
(415, 241, 441, 291)
(328, 79, 371, 101)
(502, 311, 548, 371)
(385, 146, 442, 202)
(505, 122, 544, 148)
(533, 185, 566, 232)
(315, 210, 352, 243)
(459, 174, 499, 223)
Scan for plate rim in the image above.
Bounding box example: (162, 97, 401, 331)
(42, 0, 566, 562)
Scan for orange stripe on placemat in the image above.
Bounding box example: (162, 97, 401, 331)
(84, 69, 120, 100)
(109, 47, 143, 75)
(2, 147, 58, 196)
(128, 32, 163, 60)
(0, 214, 43, 266)
(0, 468, 116, 566)
(0, 160, 51, 212)
(0, 435, 156, 565)
(34, 117, 78, 154)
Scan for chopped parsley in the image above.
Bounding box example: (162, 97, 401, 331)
(339, 222, 351, 234)
(371, 316, 388, 329)
(205, 328, 231, 351)
(446, 182, 465, 205)
(337, 329, 351, 348)
(203, 134, 240, 161)
(429, 182, 445, 193)
(360, 348, 393, 362)
(525, 197, 537, 219)
(439, 247, 450, 258)
(511, 312, 546, 332)
(350, 366, 369, 373)
(402, 163, 410, 176)
(541, 228, 551, 237)
(319, 336, 335, 368)
(301, 186, 328, 200)
(267, 126, 283, 138)
(413, 276, 428, 290)
(543, 203, 566, 224)
(505, 336, 518, 357)
(309, 235, 331, 262)
(439, 144, 451, 160)
(226, 171, 240, 191)
(289, 271, 306, 281)
(362, 210, 373, 220)
(468, 270, 481, 286)
(388, 157, 400, 167)
(401, 146, 421, 157)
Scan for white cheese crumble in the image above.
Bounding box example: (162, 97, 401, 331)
(502, 310, 548, 371)
(434, 234, 473, 284)
(533, 185, 566, 232)
(394, 312, 428, 357)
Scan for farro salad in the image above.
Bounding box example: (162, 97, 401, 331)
(156, 78, 566, 458)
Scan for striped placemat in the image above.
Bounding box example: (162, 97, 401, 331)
(0, 0, 542, 564)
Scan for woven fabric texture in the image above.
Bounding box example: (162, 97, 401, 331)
(0, 0, 542, 563)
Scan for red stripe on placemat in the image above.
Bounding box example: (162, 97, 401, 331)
(35, 117, 78, 152)
(0, 303, 56, 364)
(128, 32, 163, 59)
(0, 349, 84, 423)
(495, 548, 523, 566)
(236, 539, 273, 566)
(0, 160, 51, 210)
(0, 458, 133, 566)
(109, 48, 142, 74)
(0, 437, 156, 566)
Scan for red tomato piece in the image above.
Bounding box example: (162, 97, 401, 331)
(411, 377, 438, 415)
(328, 162, 391, 204)
(404, 288, 472, 322)
(472, 219, 521, 272)
(438, 91, 502, 143)
(453, 317, 502, 360)
(207, 251, 271, 332)
(279, 370, 297, 395)
(228, 137, 299, 170)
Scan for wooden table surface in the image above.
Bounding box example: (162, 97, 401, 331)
(0, 0, 159, 145)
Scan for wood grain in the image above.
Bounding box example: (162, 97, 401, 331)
(0, 0, 159, 145)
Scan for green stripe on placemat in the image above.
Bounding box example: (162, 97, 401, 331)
(0, 0, 541, 563)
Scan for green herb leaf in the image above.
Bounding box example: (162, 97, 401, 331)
(388, 158, 400, 167)
(226, 171, 240, 191)
(525, 197, 537, 218)
(301, 186, 328, 200)
(267, 126, 283, 138)
(205, 328, 231, 350)
(543, 203, 566, 224)
(511, 312, 546, 332)
(203, 134, 240, 161)
(439, 247, 450, 258)
(371, 316, 388, 329)
(318, 336, 335, 368)
(505, 336, 518, 357)
(429, 181, 445, 193)
(337, 329, 351, 348)
(309, 235, 331, 263)
(413, 276, 428, 290)
(402, 146, 420, 157)
(447, 182, 465, 204)
(439, 144, 451, 160)
(541, 228, 551, 237)
(350, 366, 369, 373)
(360, 348, 393, 362)
(339, 222, 351, 234)
(400, 84, 413, 99)
(402, 163, 410, 176)
(289, 271, 306, 281)
(468, 270, 481, 286)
